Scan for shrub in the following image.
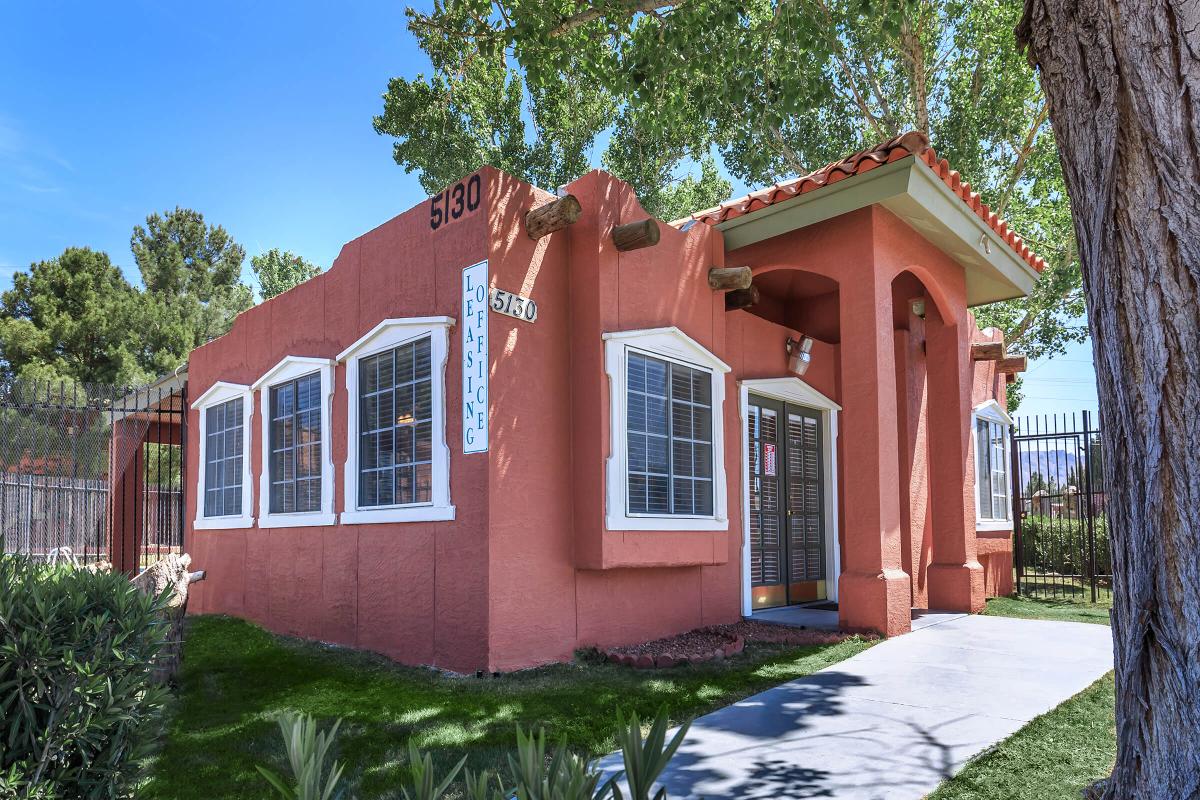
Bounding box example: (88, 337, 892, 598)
(1019, 515, 1112, 579)
(0, 555, 171, 798)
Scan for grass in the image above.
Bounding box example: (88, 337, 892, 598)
(984, 593, 1112, 626)
(929, 674, 1116, 800)
(931, 592, 1115, 798)
(142, 615, 874, 799)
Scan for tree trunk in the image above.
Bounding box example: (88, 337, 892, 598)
(1017, 2, 1200, 797)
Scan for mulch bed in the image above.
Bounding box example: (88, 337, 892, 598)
(600, 620, 856, 669)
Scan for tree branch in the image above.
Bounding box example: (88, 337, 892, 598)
(996, 102, 1050, 216)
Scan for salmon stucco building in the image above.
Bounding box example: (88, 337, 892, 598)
(182, 132, 1034, 673)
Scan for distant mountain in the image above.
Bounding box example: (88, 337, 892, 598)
(1019, 449, 1080, 488)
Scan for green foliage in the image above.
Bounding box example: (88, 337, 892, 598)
(252, 249, 323, 301)
(379, 0, 1087, 403)
(507, 726, 609, 800)
(399, 740, 467, 800)
(0, 247, 144, 385)
(1019, 514, 1111, 578)
(260, 705, 691, 800)
(257, 712, 349, 800)
(0, 556, 171, 798)
(131, 207, 253, 375)
(157, 615, 872, 799)
(611, 710, 689, 800)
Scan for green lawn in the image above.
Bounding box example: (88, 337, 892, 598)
(929, 674, 1116, 800)
(930, 593, 1116, 798)
(983, 594, 1112, 626)
(142, 615, 874, 799)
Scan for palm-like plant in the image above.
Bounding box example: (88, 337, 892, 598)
(257, 712, 348, 800)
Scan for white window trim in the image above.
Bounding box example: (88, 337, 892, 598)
(252, 357, 337, 528)
(739, 378, 842, 615)
(191, 381, 254, 530)
(603, 327, 730, 532)
(973, 399, 1014, 527)
(337, 317, 455, 524)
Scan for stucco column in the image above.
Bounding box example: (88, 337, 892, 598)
(925, 316, 985, 612)
(107, 418, 145, 575)
(837, 272, 912, 636)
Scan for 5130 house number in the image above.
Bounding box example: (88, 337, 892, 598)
(430, 173, 481, 230)
(490, 288, 538, 323)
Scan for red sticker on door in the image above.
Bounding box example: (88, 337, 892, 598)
(764, 443, 777, 476)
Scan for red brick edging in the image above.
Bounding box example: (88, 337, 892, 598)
(603, 634, 745, 669)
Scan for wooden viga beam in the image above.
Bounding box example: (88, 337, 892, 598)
(708, 266, 753, 291)
(525, 194, 582, 240)
(996, 355, 1028, 374)
(612, 218, 660, 251)
(725, 285, 760, 311)
(970, 341, 1005, 362)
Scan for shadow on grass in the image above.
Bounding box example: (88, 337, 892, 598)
(141, 615, 874, 800)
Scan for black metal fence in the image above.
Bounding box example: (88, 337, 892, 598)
(0, 379, 186, 569)
(1011, 410, 1111, 602)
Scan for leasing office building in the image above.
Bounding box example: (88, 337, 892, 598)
(184, 132, 1032, 673)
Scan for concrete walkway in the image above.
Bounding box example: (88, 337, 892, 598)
(603, 614, 1112, 800)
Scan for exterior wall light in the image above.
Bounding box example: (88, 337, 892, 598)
(786, 336, 814, 376)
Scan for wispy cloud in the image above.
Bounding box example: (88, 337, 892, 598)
(0, 116, 72, 195)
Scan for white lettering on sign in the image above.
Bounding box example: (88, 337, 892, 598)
(489, 287, 538, 323)
(462, 260, 489, 453)
(764, 442, 777, 477)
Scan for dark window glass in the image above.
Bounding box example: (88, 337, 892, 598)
(269, 373, 323, 514)
(203, 397, 244, 517)
(358, 337, 433, 507)
(626, 352, 714, 516)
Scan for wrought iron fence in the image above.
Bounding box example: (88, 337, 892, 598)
(1011, 410, 1111, 602)
(0, 378, 186, 569)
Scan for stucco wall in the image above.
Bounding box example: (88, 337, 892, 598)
(187, 169, 497, 673)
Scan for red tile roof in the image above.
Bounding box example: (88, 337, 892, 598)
(686, 131, 1046, 274)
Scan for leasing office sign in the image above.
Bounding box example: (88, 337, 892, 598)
(462, 260, 489, 453)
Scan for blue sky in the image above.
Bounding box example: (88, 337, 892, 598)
(0, 1, 1096, 420)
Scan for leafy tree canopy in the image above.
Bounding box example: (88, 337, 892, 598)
(251, 248, 322, 300)
(131, 207, 253, 377)
(377, 0, 1087, 367)
(0, 247, 144, 386)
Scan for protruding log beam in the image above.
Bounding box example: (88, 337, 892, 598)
(708, 266, 753, 291)
(612, 218, 660, 251)
(996, 355, 1028, 374)
(725, 285, 760, 311)
(525, 194, 582, 240)
(971, 341, 1005, 361)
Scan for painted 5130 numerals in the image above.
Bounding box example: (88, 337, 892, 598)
(430, 173, 481, 230)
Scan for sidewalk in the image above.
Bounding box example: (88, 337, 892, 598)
(603, 614, 1113, 799)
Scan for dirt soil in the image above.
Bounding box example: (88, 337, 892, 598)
(604, 620, 854, 667)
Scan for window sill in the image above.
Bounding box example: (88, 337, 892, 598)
(258, 512, 338, 529)
(340, 504, 456, 525)
(194, 516, 254, 530)
(606, 514, 729, 532)
(976, 519, 1013, 532)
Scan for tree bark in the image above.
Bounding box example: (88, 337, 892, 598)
(525, 194, 582, 240)
(1017, 2, 1200, 797)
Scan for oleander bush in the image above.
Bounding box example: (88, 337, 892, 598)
(0, 555, 171, 798)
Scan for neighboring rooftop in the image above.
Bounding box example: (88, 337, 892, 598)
(685, 131, 1047, 276)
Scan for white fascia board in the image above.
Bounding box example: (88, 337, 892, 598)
(712, 156, 1041, 307)
(336, 316, 456, 363)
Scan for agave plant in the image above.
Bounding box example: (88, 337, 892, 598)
(398, 740, 467, 800)
(257, 712, 349, 800)
(508, 726, 613, 800)
(611, 709, 690, 800)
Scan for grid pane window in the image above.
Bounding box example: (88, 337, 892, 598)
(269, 373, 323, 514)
(358, 336, 433, 508)
(626, 352, 714, 516)
(976, 417, 1010, 521)
(203, 398, 244, 517)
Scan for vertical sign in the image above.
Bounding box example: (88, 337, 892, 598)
(763, 443, 777, 477)
(462, 260, 489, 453)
